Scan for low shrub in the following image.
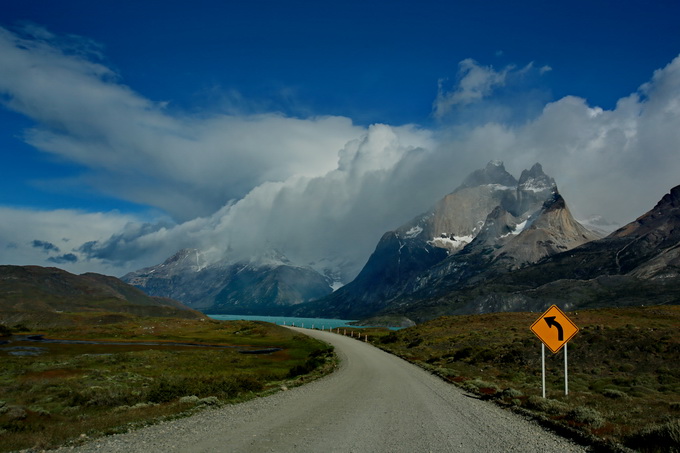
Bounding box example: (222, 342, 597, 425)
(501, 388, 523, 399)
(525, 396, 569, 415)
(198, 396, 219, 406)
(147, 378, 195, 403)
(83, 387, 138, 408)
(287, 348, 331, 378)
(147, 374, 264, 403)
(178, 395, 200, 405)
(380, 333, 398, 344)
(461, 379, 499, 395)
(602, 388, 628, 399)
(625, 419, 680, 452)
(566, 406, 605, 429)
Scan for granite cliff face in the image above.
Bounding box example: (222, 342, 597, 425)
(389, 185, 680, 322)
(295, 162, 599, 319)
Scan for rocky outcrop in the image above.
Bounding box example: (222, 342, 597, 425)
(391, 185, 680, 321)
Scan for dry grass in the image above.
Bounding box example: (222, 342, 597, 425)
(0, 317, 334, 452)
(366, 305, 680, 452)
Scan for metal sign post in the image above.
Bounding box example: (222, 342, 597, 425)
(541, 343, 546, 398)
(564, 342, 568, 396)
(531, 305, 579, 397)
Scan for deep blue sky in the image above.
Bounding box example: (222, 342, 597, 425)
(4, 0, 679, 122)
(2, 0, 680, 275)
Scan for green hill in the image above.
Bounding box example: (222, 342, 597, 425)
(0, 265, 205, 328)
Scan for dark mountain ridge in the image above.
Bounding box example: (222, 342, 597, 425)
(384, 184, 680, 322)
(0, 265, 204, 327)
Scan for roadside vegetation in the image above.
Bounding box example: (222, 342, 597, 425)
(365, 305, 680, 452)
(0, 317, 334, 452)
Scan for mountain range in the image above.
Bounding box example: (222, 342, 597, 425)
(5, 161, 679, 325)
(377, 184, 680, 322)
(292, 161, 602, 319)
(123, 161, 634, 319)
(122, 249, 332, 315)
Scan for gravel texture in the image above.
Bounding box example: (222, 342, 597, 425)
(55, 328, 588, 452)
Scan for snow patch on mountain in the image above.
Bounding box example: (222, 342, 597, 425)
(518, 178, 555, 192)
(404, 226, 423, 239)
(330, 281, 344, 291)
(500, 219, 528, 238)
(487, 184, 515, 191)
(429, 234, 474, 251)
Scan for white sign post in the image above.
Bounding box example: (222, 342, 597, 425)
(564, 343, 568, 396)
(541, 344, 546, 398)
(531, 305, 579, 398)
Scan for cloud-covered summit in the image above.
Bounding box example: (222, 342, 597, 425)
(1, 25, 680, 280)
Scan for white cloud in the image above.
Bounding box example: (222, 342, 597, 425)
(78, 124, 440, 280)
(433, 59, 552, 124)
(0, 26, 362, 221)
(0, 207, 156, 275)
(434, 59, 510, 116)
(1, 25, 680, 284)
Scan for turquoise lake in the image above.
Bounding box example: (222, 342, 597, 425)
(208, 314, 375, 330)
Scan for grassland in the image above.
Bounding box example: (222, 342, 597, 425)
(365, 305, 680, 452)
(0, 317, 334, 452)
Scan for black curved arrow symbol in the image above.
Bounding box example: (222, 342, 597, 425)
(544, 316, 564, 341)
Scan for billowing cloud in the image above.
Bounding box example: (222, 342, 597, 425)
(1, 25, 680, 283)
(433, 59, 552, 125)
(76, 124, 442, 280)
(48, 253, 78, 264)
(0, 25, 362, 221)
(0, 207, 155, 274)
(434, 59, 511, 113)
(31, 240, 60, 253)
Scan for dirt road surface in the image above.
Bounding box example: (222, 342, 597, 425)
(59, 327, 587, 452)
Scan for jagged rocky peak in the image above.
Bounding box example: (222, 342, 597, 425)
(393, 161, 561, 255)
(612, 184, 680, 239)
(458, 160, 518, 190)
(248, 248, 293, 267)
(162, 249, 206, 269)
(123, 249, 204, 286)
(518, 163, 556, 193)
(470, 206, 520, 246)
(514, 163, 557, 216)
(490, 190, 601, 266)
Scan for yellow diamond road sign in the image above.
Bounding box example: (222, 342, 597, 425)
(530, 305, 579, 354)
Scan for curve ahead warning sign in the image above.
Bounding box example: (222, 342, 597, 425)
(530, 305, 579, 354)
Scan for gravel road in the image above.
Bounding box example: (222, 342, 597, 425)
(57, 327, 588, 452)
